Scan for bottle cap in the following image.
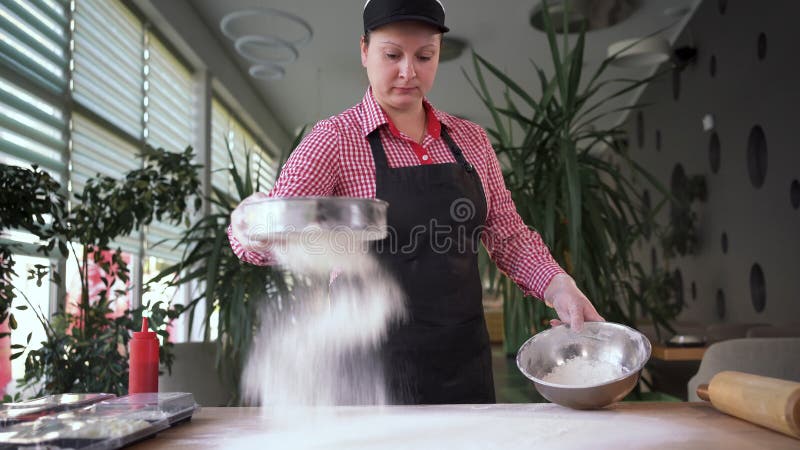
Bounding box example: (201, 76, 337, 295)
(133, 317, 157, 339)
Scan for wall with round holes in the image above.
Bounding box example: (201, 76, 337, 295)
(624, 0, 800, 325)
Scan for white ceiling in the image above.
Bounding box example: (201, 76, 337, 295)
(189, 0, 698, 136)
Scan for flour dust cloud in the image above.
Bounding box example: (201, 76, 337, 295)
(242, 232, 406, 406)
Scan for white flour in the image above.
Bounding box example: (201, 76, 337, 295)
(242, 233, 406, 406)
(222, 404, 709, 450)
(542, 356, 625, 386)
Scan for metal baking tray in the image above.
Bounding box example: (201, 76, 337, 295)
(92, 392, 198, 426)
(0, 393, 116, 427)
(0, 407, 170, 449)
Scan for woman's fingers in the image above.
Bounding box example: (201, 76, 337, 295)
(549, 295, 604, 330)
(231, 192, 271, 251)
(564, 301, 582, 332)
(584, 306, 605, 323)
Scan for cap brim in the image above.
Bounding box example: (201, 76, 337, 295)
(366, 14, 449, 33)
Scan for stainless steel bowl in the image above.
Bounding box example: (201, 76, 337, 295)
(516, 322, 652, 409)
(243, 197, 389, 241)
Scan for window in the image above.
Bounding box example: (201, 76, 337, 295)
(64, 244, 133, 317)
(70, 0, 143, 255)
(144, 30, 194, 153)
(1, 0, 276, 350)
(211, 98, 275, 198)
(0, 0, 68, 179)
(72, 0, 142, 139)
(143, 30, 195, 263)
(142, 256, 186, 343)
(2, 254, 52, 398)
(0, 0, 67, 397)
(70, 113, 143, 253)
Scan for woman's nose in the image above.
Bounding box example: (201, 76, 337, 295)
(399, 57, 416, 79)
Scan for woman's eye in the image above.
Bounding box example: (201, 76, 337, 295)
(418, 55, 432, 62)
(386, 53, 399, 60)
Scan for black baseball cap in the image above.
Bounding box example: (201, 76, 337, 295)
(363, 0, 449, 34)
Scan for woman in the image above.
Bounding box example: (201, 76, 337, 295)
(229, 0, 604, 404)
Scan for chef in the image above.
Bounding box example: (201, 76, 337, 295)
(229, 0, 604, 404)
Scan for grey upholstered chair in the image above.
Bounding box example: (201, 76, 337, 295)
(159, 342, 234, 406)
(745, 324, 800, 338)
(704, 323, 768, 343)
(687, 337, 800, 401)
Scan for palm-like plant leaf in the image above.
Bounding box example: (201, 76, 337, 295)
(468, 1, 685, 352)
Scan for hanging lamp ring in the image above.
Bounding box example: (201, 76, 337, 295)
(249, 63, 286, 81)
(221, 8, 313, 48)
(235, 35, 298, 64)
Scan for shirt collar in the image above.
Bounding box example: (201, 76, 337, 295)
(360, 87, 455, 139)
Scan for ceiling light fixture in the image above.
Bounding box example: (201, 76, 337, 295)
(220, 8, 313, 81)
(235, 35, 298, 64)
(607, 35, 671, 68)
(249, 63, 286, 81)
(439, 36, 468, 62)
(530, 0, 640, 34)
(220, 9, 313, 48)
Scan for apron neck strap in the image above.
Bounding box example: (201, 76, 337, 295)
(367, 129, 390, 171)
(441, 127, 474, 173)
(440, 127, 468, 166)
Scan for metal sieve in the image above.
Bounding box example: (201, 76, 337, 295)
(243, 197, 389, 241)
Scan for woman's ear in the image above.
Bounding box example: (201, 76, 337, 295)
(360, 36, 368, 68)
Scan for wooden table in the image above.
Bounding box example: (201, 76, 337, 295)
(130, 403, 799, 449)
(651, 343, 708, 361)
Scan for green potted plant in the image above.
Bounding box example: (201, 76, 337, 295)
(0, 146, 201, 398)
(465, 0, 703, 353)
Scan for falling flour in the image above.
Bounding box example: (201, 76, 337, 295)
(242, 232, 406, 407)
(541, 357, 625, 386)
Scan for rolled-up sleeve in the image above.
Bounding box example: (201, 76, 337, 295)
(476, 128, 565, 300)
(228, 120, 340, 265)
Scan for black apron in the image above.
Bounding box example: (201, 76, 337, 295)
(368, 126, 495, 405)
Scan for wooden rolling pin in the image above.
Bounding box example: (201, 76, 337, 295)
(697, 370, 800, 439)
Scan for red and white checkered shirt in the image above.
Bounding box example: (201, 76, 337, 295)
(228, 88, 564, 300)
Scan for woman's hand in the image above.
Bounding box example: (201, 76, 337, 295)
(543, 273, 605, 332)
(230, 192, 271, 253)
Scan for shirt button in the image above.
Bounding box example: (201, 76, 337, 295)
(422, 155, 429, 161)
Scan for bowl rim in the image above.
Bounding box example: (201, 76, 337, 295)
(515, 322, 652, 389)
(246, 196, 389, 207)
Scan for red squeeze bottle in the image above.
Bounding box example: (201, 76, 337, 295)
(128, 317, 159, 394)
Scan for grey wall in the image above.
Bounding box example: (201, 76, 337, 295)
(624, 0, 800, 325)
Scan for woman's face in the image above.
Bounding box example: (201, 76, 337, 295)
(360, 21, 441, 114)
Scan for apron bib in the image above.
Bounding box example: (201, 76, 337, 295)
(368, 127, 495, 404)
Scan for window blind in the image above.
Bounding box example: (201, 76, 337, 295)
(71, 113, 141, 253)
(144, 30, 194, 262)
(145, 31, 193, 153)
(250, 140, 276, 193)
(0, 0, 67, 95)
(72, 0, 142, 140)
(0, 0, 68, 182)
(70, 0, 144, 254)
